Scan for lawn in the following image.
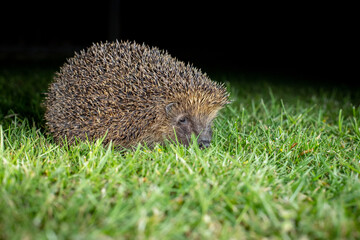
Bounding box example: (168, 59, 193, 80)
(0, 67, 359, 239)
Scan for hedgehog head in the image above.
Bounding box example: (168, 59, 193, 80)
(162, 85, 229, 148)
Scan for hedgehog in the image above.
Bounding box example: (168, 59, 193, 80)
(45, 40, 229, 149)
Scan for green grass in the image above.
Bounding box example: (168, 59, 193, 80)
(1, 68, 360, 239)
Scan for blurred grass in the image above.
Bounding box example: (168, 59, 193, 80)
(0, 67, 360, 239)
(0, 67, 55, 126)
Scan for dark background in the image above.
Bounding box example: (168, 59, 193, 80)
(0, 1, 357, 86)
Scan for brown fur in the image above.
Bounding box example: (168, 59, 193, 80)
(45, 41, 229, 148)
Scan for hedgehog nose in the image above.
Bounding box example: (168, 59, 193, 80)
(198, 140, 210, 149)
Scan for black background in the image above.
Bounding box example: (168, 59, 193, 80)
(1, 1, 358, 86)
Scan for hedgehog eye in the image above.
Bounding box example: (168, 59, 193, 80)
(178, 116, 187, 124)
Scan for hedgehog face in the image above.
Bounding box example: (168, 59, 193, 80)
(166, 103, 214, 148)
(173, 114, 213, 148)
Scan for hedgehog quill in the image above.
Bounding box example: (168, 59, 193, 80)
(45, 41, 229, 148)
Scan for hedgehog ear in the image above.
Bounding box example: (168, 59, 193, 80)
(165, 103, 175, 116)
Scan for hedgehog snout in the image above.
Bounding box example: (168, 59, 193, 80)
(198, 140, 211, 149)
(197, 128, 212, 149)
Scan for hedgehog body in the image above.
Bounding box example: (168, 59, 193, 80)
(45, 41, 229, 148)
